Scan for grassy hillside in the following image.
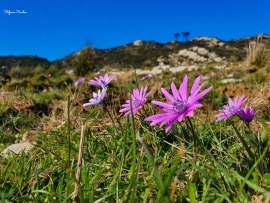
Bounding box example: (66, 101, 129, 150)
(0, 35, 270, 202)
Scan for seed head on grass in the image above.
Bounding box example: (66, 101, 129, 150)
(88, 73, 114, 88)
(83, 88, 107, 107)
(145, 75, 212, 132)
(238, 107, 258, 123)
(216, 96, 248, 122)
(120, 86, 151, 116)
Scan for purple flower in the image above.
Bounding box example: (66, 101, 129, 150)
(83, 88, 107, 107)
(227, 73, 234, 78)
(73, 77, 85, 87)
(89, 73, 114, 88)
(216, 96, 248, 122)
(172, 77, 176, 81)
(211, 72, 216, 77)
(140, 74, 152, 81)
(238, 107, 258, 123)
(119, 86, 151, 116)
(0, 91, 4, 96)
(42, 89, 47, 93)
(145, 75, 212, 132)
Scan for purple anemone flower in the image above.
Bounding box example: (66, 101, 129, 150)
(0, 91, 4, 96)
(83, 88, 107, 107)
(238, 107, 258, 123)
(227, 73, 234, 78)
(216, 96, 248, 122)
(140, 74, 152, 81)
(73, 77, 85, 87)
(88, 73, 114, 88)
(119, 86, 151, 116)
(42, 89, 47, 93)
(145, 75, 212, 132)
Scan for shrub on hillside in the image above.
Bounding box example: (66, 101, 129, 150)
(31, 74, 48, 83)
(5, 79, 30, 91)
(45, 65, 58, 75)
(53, 76, 73, 88)
(74, 46, 96, 76)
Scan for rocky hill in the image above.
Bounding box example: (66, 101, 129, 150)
(1, 35, 270, 72)
(52, 34, 270, 71)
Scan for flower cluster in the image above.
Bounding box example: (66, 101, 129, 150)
(84, 73, 258, 131)
(216, 96, 258, 123)
(83, 73, 114, 107)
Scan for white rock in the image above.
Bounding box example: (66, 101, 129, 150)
(220, 78, 242, 84)
(178, 49, 189, 56)
(66, 70, 74, 75)
(218, 42, 225, 46)
(214, 65, 225, 69)
(169, 65, 199, 73)
(201, 76, 210, 80)
(214, 57, 223, 62)
(190, 46, 199, 52)
(1, 142, 34, 158)
(197, 48, 209, 56)
(133, 40, 143, 46)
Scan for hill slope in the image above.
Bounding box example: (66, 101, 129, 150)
(1, 35, 270, 72)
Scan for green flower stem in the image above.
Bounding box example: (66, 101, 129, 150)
(103, 103, 118, 134)
(231, 122, 254, 160)
(125, 82, 138, 202)
(67, 94, 71, 167)
(187, 117, 197, 162)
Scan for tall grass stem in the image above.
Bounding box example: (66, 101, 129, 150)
(73, 125, 85, 203)
(67, 94, 71, 167)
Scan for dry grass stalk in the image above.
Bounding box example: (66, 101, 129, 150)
(245, 35, 269, 69)
(73, 125, 85, 203)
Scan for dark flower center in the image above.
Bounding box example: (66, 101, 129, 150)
(101, 80, 106, 85)
(173, 100, 188, 114)
(133, 100, 142, 108)
(228, 106, 237, 114)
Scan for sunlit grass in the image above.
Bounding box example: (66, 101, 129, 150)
(0, 63, 270, 203)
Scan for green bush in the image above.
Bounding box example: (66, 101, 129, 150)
(74, 46, 96, 76)
(53, 76, 74, 88)
(5, 79, 30, 91)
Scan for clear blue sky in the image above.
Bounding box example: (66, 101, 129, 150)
(1, 0, 269, 61)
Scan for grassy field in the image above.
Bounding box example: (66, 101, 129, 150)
(0, 45, 270, 203)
